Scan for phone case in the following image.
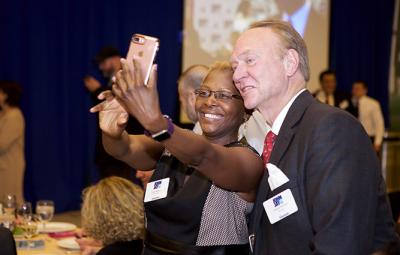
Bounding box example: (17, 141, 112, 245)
(127, 34, 159, 85)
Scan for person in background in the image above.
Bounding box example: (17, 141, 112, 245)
(313, 69, 351, 109)
(84, 46, 143, 181)
(79, 176, 144, 255)
(348, 80, 385, 153)
(231, 19, 397, 254)
(178, 64, 209, 133)
(84, 46, 121, 92)
(0, 81, 25, 204)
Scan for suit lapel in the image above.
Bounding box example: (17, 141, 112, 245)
(271, 91, 314, 165)
(250, 91, 315, 245)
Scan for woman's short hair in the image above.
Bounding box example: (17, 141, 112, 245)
(81, 176, 144, 245)
(203, 61, 233, 83)
(0, 81, 22, 107)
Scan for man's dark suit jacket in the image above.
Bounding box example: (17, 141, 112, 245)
(0, 226, 17, 255)
(249, 91, 397, 254)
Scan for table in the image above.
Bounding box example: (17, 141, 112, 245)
(16, 210, 82, 255)
(16, 234, 81, 255)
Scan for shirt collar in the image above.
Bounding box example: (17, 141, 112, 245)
(271, 88, 306, 135)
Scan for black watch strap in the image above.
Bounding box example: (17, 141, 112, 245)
(144, 115, 174, 142)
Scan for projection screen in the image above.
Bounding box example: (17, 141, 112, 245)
(182, 0, 330, 123)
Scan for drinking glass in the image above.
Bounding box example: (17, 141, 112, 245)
(3, 194, 17, 216)
(1, 194, 16, 229)
(17, 202, 33, 222)
(36, 200, 54, 231)
(20, 219, 38, 248)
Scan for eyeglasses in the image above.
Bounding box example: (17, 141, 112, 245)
(194, 89, 242, 101)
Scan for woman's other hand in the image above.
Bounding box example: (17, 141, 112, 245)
(90, 90, 128, 139)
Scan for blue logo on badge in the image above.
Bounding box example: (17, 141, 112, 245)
(273, 195, 283, 207)
(154, 180, 162, 189)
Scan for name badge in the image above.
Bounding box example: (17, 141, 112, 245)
(144, 177, 170, 202)
(263, 189, 298, 224)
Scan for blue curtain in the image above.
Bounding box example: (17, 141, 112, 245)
(0, 0, 183, 212)
(330, 0, 395, 127)
(0, 0, 396, 212)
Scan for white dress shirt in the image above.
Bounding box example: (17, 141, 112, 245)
(240, 110, 270, 155)
(314, 90, 335, 106)
(314, 90, 349, 109)
(357, 95, 385, 146)
(241, 89, 305, 155)
(271, 89, 306, 135)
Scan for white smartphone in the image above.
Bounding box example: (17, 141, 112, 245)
(126, 34, 159, 85)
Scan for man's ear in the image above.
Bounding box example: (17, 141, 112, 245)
(188, 90, 197, 106)
(283, 49, 300, 77)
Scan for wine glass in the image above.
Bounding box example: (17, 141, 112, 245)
(20, 219, 38, 249)
(3, 194, 17, 216)
(36, 200, 54, 231)
(17, 202, 33, 222)
(1, 194, 16, 229)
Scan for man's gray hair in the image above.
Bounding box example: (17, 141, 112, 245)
(249, 20, 310, 82)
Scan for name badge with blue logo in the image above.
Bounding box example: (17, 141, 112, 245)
(144, 177, 170, 202)
(263, 189, 298, 224)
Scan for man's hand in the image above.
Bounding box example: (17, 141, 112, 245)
(84, 75, 102, 92)
(90, 90, 128, 139)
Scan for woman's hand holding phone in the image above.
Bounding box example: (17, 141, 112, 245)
(113, 57, 164, 133)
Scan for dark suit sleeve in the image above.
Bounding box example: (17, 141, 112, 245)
(305, 111, 396, 254)
(0, 227, 17, 255)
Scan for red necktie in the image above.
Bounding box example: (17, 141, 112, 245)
(262, 131, 277, 165)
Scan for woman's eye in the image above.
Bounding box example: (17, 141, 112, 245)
(220, 93, 231, 100)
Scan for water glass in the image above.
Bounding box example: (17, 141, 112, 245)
(36, 200, 54, 231)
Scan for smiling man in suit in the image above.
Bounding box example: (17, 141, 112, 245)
(231, 20, 398, 254)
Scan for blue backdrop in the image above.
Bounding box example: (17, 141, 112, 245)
(0, 0, 396, 212)
(330, 0, 395, 126)
(0, 0, 183, 212)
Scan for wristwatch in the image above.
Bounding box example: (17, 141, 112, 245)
(144, 115, 174, 142)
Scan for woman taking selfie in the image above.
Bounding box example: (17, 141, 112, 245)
(91, 60, 263, 255)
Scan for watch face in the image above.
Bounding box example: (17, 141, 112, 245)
(152, 130, 171, 142)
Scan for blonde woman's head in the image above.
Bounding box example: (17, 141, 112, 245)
(81, 176, 144, 245)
